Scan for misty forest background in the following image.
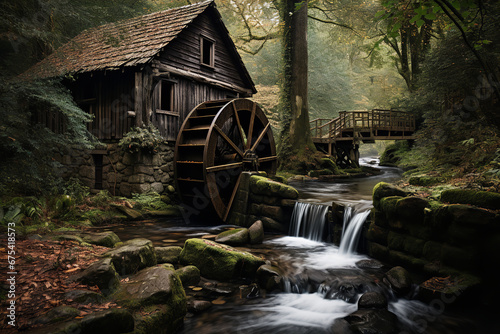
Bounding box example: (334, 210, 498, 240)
(1, 0, 500, 195)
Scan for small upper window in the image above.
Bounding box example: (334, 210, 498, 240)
(200, 36, 214, 67)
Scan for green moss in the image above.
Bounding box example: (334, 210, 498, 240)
(179, 238, 264, 280)
(440, 189, 500, 210)
(249, 175, 299, 199)
(408, 175, 445, 186)
(379, 196, 403, 220)
(320, 158, 344, 175)
(372, 182, 406, 210)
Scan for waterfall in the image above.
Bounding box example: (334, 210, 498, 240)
(289, 202, 329, 241)
(338, 207, 371, 255)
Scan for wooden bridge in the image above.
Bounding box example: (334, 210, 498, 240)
(310, 109, 416, 167)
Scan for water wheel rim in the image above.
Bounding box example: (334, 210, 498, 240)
(174, 98, 277, 222)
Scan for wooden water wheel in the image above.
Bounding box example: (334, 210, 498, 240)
(174, 98, 277, 222)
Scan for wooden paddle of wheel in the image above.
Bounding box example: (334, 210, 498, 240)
(174, 98, 277, 222)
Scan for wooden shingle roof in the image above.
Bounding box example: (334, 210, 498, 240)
(23, 0, 217, 79)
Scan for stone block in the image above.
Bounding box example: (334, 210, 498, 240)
(151, 182, 164, 194)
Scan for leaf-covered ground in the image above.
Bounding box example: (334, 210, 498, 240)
(0, 239, 120, 332)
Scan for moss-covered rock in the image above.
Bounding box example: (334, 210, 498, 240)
(248, 220, 264, 244)
(113, 264, 186, 311)
(175, 265, 200, 286)
(408, 175, 444, 186)
(179, 238, 265, 281)
(64, 290, 104, 304)
(155, 246, 182, 264)
(256, 264, 283, 291)
(215, 228, 249, 246)
(343, 308, 400, 334)
(366, 222, 389, 245)
(133, 304, 185, 334)
(57, 308, 135, 334)
(69, 257, 120, 296)
(104, 238, 157, 275)
(440, 189, 500, 210)
(384, 266, 413, 296)
(372, 182, 406, 210)
(357, 291, 388, 310)
(249, 176, 299, 199)
(80, 231, 121, 248)
(379, 196, 403, 225)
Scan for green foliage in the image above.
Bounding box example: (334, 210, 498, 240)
(88, 190, 113, 208)
(0, 79, 96, 195)
(131, 191, 171, 211)
(63, 177, 90, 204)
(119, 125, 163, 154)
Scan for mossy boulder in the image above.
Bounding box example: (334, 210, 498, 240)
(104, 238, 157, 275)
(417, 274, 481, 306)
(358, 291, 388, 310)
(69, 258, 120, 296)
(250, 175, 299, 199)
(344, 309, 400, 334)
(256, 264, 283, 291)
(175, 265, 201, 286)
(56, 308, 135, 334)
(408, 175, 444, 186)
(383, 266, 413, 296)
(248, 220, 264, 244)
(155, 246, 182, 264)
(215, 228, 249, 246)
(64, 290, 104, 304)
(440, 189, 500, 210)
(379, 196, 404, 225)
(179, 238, 265, 280)
(80, 231, 121, 248)
(113, 264, 186, 311)
(320, 158, 343, 175)
(372, 182, 406, 210)
(133, 304, 185, 334)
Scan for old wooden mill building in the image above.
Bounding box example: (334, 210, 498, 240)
(23, 0, 282, 222)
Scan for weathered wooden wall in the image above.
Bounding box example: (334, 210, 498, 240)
(156, 7, 251, 95)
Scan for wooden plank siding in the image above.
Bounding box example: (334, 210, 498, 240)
(157, 8, 249, 93)
(68, 71, 135, 141)
(152, 75, 234, 140)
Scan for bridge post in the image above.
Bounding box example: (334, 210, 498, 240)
(333, 142, 359, 168)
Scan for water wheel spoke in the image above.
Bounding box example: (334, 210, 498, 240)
(246, 102, 256, 150)
(250, 122, 271, 151)
(258, 155, 277, 163)
(223, 173, 242, 222)
(232, 100, 247, 147)
(214, 124, 244, 157)
(206, 161, 243, 173)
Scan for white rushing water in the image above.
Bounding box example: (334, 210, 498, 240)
(289, 202, 329, 241)
(338, 206, 371, 255)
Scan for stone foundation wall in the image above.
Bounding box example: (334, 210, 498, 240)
(227, 173, 298, 233)
(366, 183, 500, 289)
(55, 142, 175, 197)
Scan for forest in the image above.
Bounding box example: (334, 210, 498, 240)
(1, 0, 500, 333)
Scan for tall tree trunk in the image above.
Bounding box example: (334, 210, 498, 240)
(278, 0, 316, 171)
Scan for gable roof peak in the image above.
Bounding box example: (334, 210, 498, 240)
(22, 0, 217, 79)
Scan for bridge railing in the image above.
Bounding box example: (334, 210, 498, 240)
(310, 109, 415, 140)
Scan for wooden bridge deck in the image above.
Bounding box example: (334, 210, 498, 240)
(311, 109, 416, 145)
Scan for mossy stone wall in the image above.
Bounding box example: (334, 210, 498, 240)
(54, 142, 175, 197)
(368, 183, 500, 288)
(227, 173, 298, 233)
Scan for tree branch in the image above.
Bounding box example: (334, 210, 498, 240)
(307, 15, 357, 33)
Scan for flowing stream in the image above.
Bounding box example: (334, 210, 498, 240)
(106, 156, 489, 333)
